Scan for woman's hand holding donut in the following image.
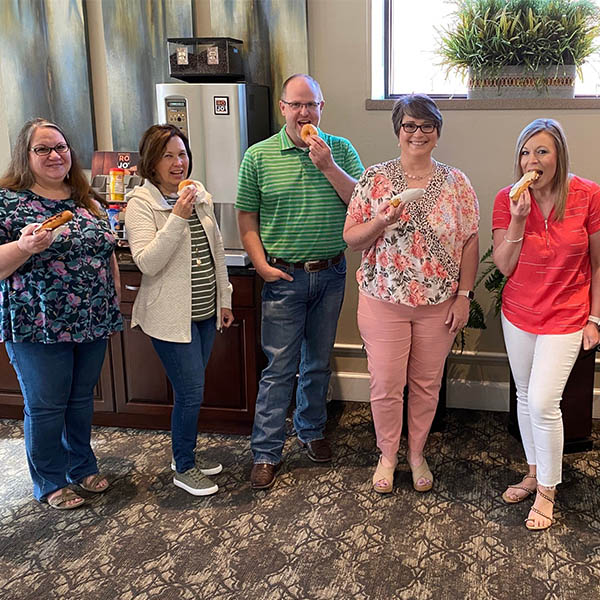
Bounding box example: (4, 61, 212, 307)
(172, 185, 196, 219)
(17, 223, 53, 255)
(376, 200, 405, 228)
(509, 187, 531, 221)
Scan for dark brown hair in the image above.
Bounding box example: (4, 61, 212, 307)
(138, 124, 193, 189)
(0, 117, 104, 217)
(391, 94, 443, 137)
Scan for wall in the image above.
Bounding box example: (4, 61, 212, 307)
(307, 0, 600, 409)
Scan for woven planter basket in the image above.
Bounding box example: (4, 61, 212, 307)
(468, 65, 576, 99)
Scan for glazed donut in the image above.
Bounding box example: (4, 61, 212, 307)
(509, 170, 540, 202)
(300, 123, 318, 144)
(37, 210, 73, 232)
(177, 179, 195, 193)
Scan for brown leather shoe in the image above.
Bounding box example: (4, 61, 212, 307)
(299, 438, 332, 463)
(250, 463, 279, 490)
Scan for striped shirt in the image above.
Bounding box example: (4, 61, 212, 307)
(235, 125, 364, 262)
(165, 197, 216, 321)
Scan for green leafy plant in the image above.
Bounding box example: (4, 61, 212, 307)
(438, 0, 600, 78)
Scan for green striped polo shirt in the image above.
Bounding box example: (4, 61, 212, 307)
(235, 125, 364, 262)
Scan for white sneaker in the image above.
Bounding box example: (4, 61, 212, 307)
(170, 453, 223, 476)
(173, 467, 218, 496)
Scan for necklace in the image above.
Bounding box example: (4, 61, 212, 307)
(401, 160, 435, 181)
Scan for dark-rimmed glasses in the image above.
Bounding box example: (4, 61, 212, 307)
(29, 143, 70, 156)
(400, 123, 436, 134)
(281, 100, 322, 111)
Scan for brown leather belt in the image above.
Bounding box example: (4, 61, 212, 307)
(268, 251, 344, 273)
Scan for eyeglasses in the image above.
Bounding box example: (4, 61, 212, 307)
(29, 143, 70, 156)
(400, 123, 436, 134)
(281, 100, 322, 111)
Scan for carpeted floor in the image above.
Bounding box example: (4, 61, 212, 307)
(1, 402, 600, 600)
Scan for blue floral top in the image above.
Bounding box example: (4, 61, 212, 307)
(0, 188, 123, 343)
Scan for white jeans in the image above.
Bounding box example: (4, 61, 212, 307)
(501, 313, 582, 487)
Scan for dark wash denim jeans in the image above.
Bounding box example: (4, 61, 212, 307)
(151, 317, 216, 473)
(251, 257, 346, 464)
(6, 338, 108, 501)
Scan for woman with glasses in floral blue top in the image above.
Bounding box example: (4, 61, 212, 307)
(0, 118, 123, 509)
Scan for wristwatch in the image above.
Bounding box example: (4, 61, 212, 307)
(587, 315, 600, 328)
(457, 290, 474, 300)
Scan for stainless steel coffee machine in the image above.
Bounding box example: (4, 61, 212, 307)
(156, 82, 270, 265)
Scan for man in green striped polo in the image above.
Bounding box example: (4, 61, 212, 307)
(236, 74, 364, 490)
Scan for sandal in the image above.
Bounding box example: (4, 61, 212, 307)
(410, 457, 433, 492)
(79, 473, 109, 493)
(372, 457, 396, 494)
(47, 488, 85, 510)
(525, 487, 556, 531)
(501, 474, 537, 504)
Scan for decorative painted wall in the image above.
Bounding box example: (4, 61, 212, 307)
(101, 0, 193, 151)
(210, 0, 309, 130)
(0, 0, 95, 165)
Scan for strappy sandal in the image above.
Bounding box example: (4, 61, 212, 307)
(78, 473, 109, 493)
(525, 487, 556, 531)
(47, 488, 85, 510)
(372, 457, 396, 494)
(501, 474, 537, 504)
(410, 457, 433, 492)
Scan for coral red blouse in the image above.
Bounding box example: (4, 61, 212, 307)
(492, 175, 600, 334)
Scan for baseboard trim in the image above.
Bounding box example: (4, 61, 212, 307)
(330, 372, 600, 416)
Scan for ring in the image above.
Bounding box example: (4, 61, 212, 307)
(384, 214, 390, 223)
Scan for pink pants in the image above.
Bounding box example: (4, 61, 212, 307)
(357, 293, 456, 461)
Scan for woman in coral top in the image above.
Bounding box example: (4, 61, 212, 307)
(493, 118, 600, 530)
(343, 94, 479, 494)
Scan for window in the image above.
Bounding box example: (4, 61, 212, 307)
(372, 0, 600, 98)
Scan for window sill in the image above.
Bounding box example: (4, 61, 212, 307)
(366, 97, 600, 111)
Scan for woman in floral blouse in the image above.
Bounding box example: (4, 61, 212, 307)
(343, 94, 479, 494)
(0, 118, 122, 509)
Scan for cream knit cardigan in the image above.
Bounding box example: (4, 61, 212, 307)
(124, 179, 233, 343)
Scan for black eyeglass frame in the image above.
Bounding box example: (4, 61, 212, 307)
(399, 123, 437, 134)
(29, 143, 71, 156)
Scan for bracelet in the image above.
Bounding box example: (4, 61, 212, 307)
(504, 235, 524, 244)
(587, 315, 600, 326)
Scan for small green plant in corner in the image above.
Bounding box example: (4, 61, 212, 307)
(438, 0, 600, 82)
(457, 245, 506, 350)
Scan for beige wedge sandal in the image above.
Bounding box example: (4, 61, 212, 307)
(372, 457, 396, 494)
(410, 457, 433, 492)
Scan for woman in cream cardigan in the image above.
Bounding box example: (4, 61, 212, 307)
(125, 124, 233, 497)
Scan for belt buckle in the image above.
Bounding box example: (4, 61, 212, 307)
(304, 260, 321, 273)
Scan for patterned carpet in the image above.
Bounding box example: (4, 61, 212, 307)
(1, 402, 600, 600)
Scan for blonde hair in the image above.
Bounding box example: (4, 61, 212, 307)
(514, 118, 570, 221)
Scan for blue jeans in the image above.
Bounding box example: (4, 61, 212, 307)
(5, 338, 108, 501)
(151, 318, 216, 473)
(251, 258, 346, 464)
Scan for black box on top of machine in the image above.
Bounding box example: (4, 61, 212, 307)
(167, 37, 245, 82)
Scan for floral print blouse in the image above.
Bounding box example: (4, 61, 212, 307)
(0, 188, 123, 343)
(347, 158, 479, 307)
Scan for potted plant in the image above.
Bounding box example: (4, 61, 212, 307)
(438, 0, 600, 98)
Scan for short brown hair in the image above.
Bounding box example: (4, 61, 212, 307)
(514, 119, 570, 221)
(138, 125, 193, 189)
(0, 117, 104, 216)
(391, 94, 443, 137)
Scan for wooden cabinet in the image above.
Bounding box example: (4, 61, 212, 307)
(0, 267, 263, 435)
